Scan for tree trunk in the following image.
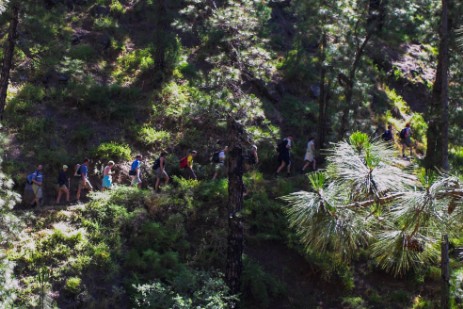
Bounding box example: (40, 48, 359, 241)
(337, 30, 374, 139)
(441, 234, 450, 309)
(0, 2, 19, 120)
(225, 117, 245, 297)
(317, 32, 327, 151)
(425, 0, 449, 171)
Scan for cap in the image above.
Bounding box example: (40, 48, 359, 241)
(63, 165, 68, 169)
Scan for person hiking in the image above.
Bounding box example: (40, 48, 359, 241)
(153, 152, 169, 191)
(276, 135, 293, 177)
(180, 150, 197, 180)
(130, 155, 143, 188)
(29, 164, 44, 207)
(244, 144, 259, 171)
(102, 161, 115, 191)
(382, 124, 394, 142)
(76, 158, 93, 203)
(301, 136, 316, 172)
(212, 145, 228, 180)
(400, 123, 413, 158)
(56, 165, 70, 205)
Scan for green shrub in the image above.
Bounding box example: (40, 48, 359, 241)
(94, 16, 119, 31)
(110, 0, 125, 15)
(94, 142, 131, 161)
(17, 84, 46, 102)
(132, 271, 236, 309)
(138, 127, 171, 147)
(341, 296, 367, 309)
(242, 257, 286, 308)
(410, 113, 428, 146)
(64, 277, 82, 294)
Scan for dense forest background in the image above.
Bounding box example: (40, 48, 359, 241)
(0, 0, 463, 308)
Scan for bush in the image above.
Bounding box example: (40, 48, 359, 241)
(64, 277, 82, 294)
(138, 127, 171, 147)
(242, 257, 286, 308)
(341, 296, 367, 309)
(132, 271, 236, 309)
(94, 142, 131, 161)
(17, 84, 46, 102)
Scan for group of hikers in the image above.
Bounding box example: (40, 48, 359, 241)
(25, 142, 261, 207)
(381, 122, 414, 158)
(25, 122, 412, 208)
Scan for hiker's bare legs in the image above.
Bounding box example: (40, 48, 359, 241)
(276, 162, 286, 174)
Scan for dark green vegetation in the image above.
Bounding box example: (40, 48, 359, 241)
(0, 0, 463, 308)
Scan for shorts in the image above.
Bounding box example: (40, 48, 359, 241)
(304, 152, 315, 162)
(79, 178, 93, 190)
(214, 162, 226, 171)
(278, 152, 291, 165)
(154, 168, 168, 178)
(102, 175, 112, 189)
(32, 184, 43, 199)
(131, 175, 142, 186)
(401, 138, 412, 147)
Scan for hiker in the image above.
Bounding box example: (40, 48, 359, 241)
(76, 158, 93, 203)
(180, 150, 197, 180)
(276, 135, 293, 177)
(244, 144, 259, 171)
(212, 145, 228, 180)
(301, 136, 316, 172)
(382, 124, 394, 142)
(102, 161, 115, 191)
(153, 152, 169, 191)
(400, 123, 413, 158)
(56, 165, 70, 204)
(29, 164, 44, 207)
(130, 155, 143, 188)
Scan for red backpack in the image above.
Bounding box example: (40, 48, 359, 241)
(179, 156, 188, 168)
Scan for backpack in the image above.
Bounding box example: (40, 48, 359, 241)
(179, 156, 188, 169)
(26, 172, 35, 185)
(152, 158, 161, 170)
(399, 128, 407, 139)
(211, 151, 221, 163)
(382, 130, 392, 141)
(277, 139, 288, 152)
(74, 164, 82, 177)
(247, 154, 257, 165)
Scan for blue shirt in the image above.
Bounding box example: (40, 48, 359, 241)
(80, 164, 88, 177)
(131, 160, 140, 171)
(33, 171, 43, 183)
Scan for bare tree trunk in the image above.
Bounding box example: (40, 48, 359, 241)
(225, 117, 245, 298)
(441, 234, 450, 309)
(0, 2, 19, 120)
(337, 31, 374, 139)
(425, 0, 449, 171)
(317, 32, 327, 150)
